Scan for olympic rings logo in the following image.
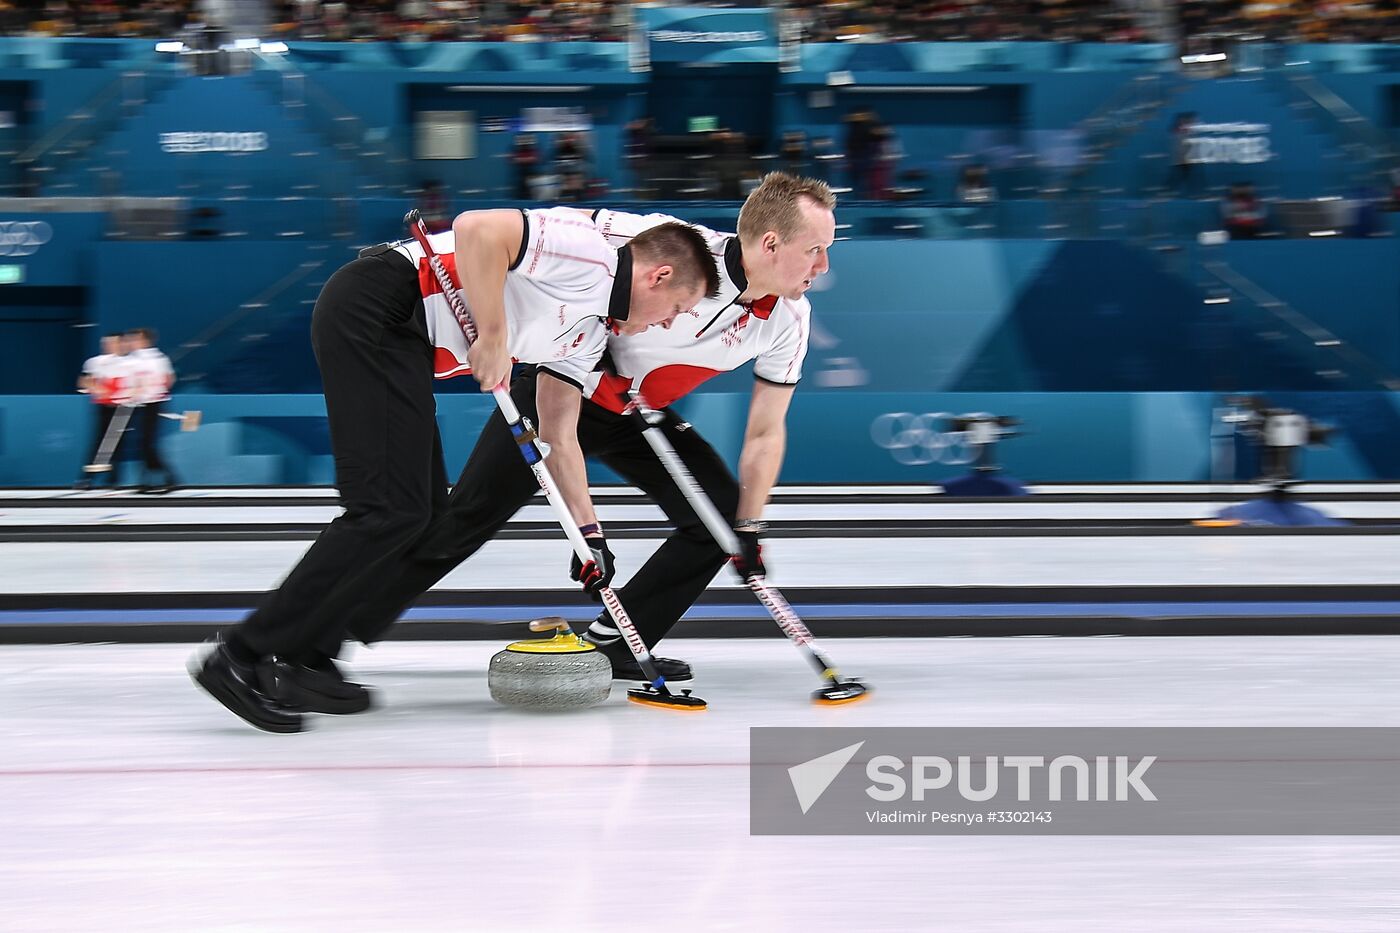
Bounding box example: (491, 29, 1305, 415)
(0, 221, 52, 257)
(870, 412, 976, 466)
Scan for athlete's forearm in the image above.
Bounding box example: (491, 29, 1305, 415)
(736, 427, 785, 520)
(536, 375, 598, 529)
(546, 434, 597, 530)
(735, 381, 796, 520)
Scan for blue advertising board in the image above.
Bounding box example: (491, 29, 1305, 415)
(638, 6, 778, 66)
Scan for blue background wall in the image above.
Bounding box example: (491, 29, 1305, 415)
(3, 38, 1400, 484)
(9, 389, 1399, 486)
(4, 231, 1398, 484)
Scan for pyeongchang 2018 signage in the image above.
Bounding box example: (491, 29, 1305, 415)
(638, 6, 777, 67)
(159, 132, 269, 154)
(1186, 122, 1272, 165)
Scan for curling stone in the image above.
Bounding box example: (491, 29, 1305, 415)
(488, 617, 612, 711)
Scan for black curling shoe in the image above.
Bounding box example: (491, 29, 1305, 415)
(190, 635, 305, 734)
(274, 656, 374, 715)
(590, 637, 694, 683)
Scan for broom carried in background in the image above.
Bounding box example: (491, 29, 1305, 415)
(83, 406, 201, 475)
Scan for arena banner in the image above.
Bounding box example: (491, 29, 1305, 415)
(638, 6, 778, 66)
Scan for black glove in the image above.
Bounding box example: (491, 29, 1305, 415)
(732, 527, 767, 581)
(570, 534, 616, 599)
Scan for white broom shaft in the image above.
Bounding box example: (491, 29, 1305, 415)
(507, 411, 658, 670)
(634, 412, 741, 556)
(92, 405, 133, 466)
(643, 413, 822, 651)
(490, 386, 597, 563)
(630, 391, 838, 667)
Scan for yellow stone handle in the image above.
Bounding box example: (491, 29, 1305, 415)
(528, 616, 573, 634)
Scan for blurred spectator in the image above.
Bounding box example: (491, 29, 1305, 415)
(786, 0, 1147, 42)
(322, 0, 347, 38)
(956, 163, 997, 202)
(625, 118, 653, 161)
(15, 0, 1395, 42)
(844, 109, 879, 198)
(1182, 0, 1400, 44)
(510, 133, 540, 200)
(780, 131, 808, 177)
(0, 2, 23, 34)
(710, 129, 749, 200)
(871, 123, 904, 200)
(1345, 186, 1386, 237)
(554, 131, 589, 178)
(954, 163, 997, 233)
(1221, 182, 1265, 239)
(188, 204, 222, 239)
(559, 167, 588, 202)
(291, 0, 317, 30)
(810, 136, 840, 185)
(398, 0, 429, 24)
(625, 117, 653, 195)
(418, 178, 450, 232)
(1167, 112, 1199, 196)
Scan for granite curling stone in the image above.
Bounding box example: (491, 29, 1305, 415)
(487, 617, 612, 711)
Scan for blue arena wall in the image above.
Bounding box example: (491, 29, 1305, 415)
(4, 227, 1397, 393)
(3, 229, 1399, 484)
(7, 389, 1400, 486)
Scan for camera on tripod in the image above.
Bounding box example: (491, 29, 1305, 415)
(1221, 395, 1334, 486)
(940, 413, 1025, 497)
(948, 414, 1020, 460)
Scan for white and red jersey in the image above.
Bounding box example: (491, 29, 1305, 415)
(81, 353, 125, 406)
(393, 206, 618, 389)
(123, 347, 175, 405)
(584, 208, 810, 414)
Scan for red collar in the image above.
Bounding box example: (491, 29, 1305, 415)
(740, 295, 779, 320)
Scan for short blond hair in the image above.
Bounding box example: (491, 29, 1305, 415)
(737, 172, 837, 243)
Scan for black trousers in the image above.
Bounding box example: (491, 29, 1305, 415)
(235, 250, 450, 659)
(136, 401, 177, 485)
(329, 367, 740, 654)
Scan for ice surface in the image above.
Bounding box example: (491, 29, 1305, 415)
(3, 637, 1400, 931)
